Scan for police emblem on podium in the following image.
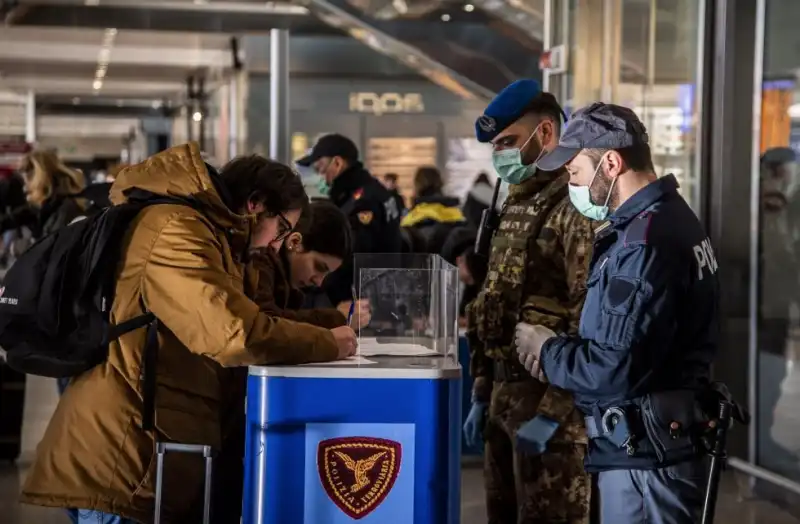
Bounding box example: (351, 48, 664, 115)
(317, 436, 402, 520)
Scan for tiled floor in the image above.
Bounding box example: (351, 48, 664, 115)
(2, 376, 799, 523)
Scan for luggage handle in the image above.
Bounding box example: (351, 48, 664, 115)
(154, 442, 216, 524)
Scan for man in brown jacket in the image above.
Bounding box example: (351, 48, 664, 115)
(20, 143, 357, 523)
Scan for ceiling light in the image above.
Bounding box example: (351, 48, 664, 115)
(93, 80, 103, 90)
(192, 111, 203, 122)
(441, 13, 451, 21)
(152, 100, 163, 109)
(464, 4, 474, 12)
(789, 103, 800, 119)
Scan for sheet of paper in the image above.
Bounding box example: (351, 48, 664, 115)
(300, 355, 377, 366)
(357, 337, 439, 357)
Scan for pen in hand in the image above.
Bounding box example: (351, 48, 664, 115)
(347, 286, 357, 327)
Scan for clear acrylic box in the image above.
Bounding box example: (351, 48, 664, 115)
(354, 253, 459, 359)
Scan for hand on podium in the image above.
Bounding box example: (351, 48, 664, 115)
(330, 326, 358, 359)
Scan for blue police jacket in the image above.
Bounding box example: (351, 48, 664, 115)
(539, 174, 720, 470)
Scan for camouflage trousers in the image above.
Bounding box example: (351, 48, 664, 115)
(483, 381, 592, 524)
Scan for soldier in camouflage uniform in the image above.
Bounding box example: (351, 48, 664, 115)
(464, 80, 596, 523)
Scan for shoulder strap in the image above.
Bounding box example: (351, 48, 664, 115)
(141, 317, 160, 431)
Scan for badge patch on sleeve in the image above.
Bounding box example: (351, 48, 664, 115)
(358, 211, 374, 225)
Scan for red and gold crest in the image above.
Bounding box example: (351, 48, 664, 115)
(352, 188, 364, 200)
(317, 436, 402, 520)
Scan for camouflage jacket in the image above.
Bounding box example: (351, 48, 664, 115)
(466, 169, 594, 420)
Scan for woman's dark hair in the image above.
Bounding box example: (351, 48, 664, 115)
(219, 155, 308, 215)
(414, 166, 444, 198)
(294, 200, 352, 260)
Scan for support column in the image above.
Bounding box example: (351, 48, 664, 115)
(186, 77, 196, 143)
(198, 76, 207, 152)
(24, 90, 36, 144)
(228, 75, 239, 159)
(269, 29, 290, 164)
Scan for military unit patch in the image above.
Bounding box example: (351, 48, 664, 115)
(317, 436, 402, 520)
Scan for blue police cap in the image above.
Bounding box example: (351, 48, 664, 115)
(536, 102, 649, 172)
(475, 79, 543, 143)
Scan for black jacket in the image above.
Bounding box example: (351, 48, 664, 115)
(324, 163, 403, 304)
(462, 180, 495, 229)
(0, 196, 84, 239)
(401, 194, 466, 255)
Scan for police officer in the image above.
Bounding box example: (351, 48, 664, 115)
(463, 79, 595, 523)
(514, 102, 718, 524)
(297, 133, 402, 305)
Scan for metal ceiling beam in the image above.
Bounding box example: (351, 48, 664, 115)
(0, 41, 230, 69)
(0, 76, 181, 96)
(301, 0, 494, 101)
(10, 4, 339, 35)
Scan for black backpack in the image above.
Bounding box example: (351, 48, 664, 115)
(0, 190, 191, 430)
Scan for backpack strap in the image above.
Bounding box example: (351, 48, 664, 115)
(141, 316, 160, 432)
(106, 312, 160, 432)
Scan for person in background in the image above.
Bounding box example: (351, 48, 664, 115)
(0, 166, 26, 267)
(401, 166, 466, 254)
(383, 172, 407, 217)
(0, 149, 86, 243)
(462, 172, 496, 229)
(2, 151, 89, 393)
(252, 200, 371, 329)
(441, 226, 487, 327)
(297, 133, 402, 305)
(757, 146, 800, 466)
(20, 143, 358, 524)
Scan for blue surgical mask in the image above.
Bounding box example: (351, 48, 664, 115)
(491, 125, 545, 185)
(568, 153, 616, 220)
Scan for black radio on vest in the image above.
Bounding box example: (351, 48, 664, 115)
(475, 182, 502, 257)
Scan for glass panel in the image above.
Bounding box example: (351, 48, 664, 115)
(354, 253, 459, 359)
(615, 0, 704, 213)
(756, 0, 800, 483)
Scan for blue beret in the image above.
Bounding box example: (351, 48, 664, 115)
(475, 79, 542, 143)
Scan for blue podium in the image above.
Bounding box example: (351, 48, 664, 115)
(242, 356, 462, 524)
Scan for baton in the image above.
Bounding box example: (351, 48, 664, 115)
(701, 401, 732, 524)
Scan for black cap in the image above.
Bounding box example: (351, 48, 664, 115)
(296, 133, 359, 167)
(536, 102, 649, 172)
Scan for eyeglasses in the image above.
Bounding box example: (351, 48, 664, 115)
(273, 212, 293, 243)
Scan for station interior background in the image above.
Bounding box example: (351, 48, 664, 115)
(1, 0, 800, 522)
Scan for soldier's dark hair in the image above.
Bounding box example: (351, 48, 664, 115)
(414, 166, 444, 198)
(219, 155, 309, 216)
(521, 92, 564, 132)
(293, 200, 352, 261)
(584, 145, 655, 173)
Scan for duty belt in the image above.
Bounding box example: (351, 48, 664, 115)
(493, 358, 531, 383)
(585, 407, 638, 456)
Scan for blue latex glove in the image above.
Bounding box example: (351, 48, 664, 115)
(463, 401, 488, 449)
(516, 415, 560, 455)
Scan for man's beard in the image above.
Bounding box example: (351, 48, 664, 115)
(591, 171, 618, 210)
